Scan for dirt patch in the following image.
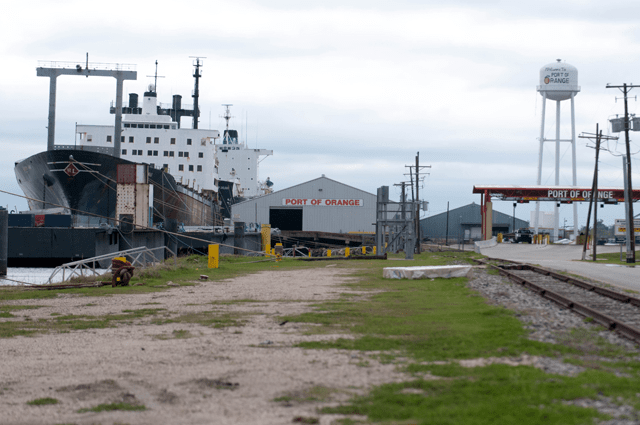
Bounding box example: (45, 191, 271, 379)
(57, 379, 122, 401)
(0, 267, 406, 425)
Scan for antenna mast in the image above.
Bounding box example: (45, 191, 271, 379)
(145, 60, 164, 92)
(189, 56, 205, 129)
(222, 104, 233, 132)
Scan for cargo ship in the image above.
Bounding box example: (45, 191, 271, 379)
(14, 59, 273, 228)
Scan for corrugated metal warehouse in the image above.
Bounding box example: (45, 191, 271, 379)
(231, 176, 376, 233)
(420, 203, 529, 242)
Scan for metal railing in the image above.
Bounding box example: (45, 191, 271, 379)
(282, 248, 308, 258)
(37, 61, 136, 71)
(47, 246, 176, 284)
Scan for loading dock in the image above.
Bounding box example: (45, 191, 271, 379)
(269, 208, 303, 231)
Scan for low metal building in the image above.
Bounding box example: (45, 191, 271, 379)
(231, 176, 376, 233)
(420, 202, 529, 243)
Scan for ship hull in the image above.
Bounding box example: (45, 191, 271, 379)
(14, 150, 219, 227)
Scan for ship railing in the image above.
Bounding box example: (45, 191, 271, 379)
(158, 101, 194, 110)
(47, 246, 176, 284)
(37, 61, 136, 72)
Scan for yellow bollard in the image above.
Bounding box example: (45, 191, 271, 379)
(272, 248, 276, 256)
(497, 233, 503, 243)
(261, 224, 271, 256)
(362, 246, 366, 255)
(373, 246, 377, 255)
(308, 251, 311, 258)
(327, 249, 332, 257)
(345, 247, 350, 257)
(208, 244, 219, 269)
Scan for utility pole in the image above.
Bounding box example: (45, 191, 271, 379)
(405, 152, 430, 254)
(579, 125, 617, 261)
(445, 201, 449, 245)
(415, 153, 420, 253)
(606, 83, 638, 262)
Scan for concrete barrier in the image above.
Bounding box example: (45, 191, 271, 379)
(474, 236, 497, 253)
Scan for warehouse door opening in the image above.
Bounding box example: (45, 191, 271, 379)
(270, 208, 303, 231)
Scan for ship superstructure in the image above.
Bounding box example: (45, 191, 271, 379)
(75, 84, 220, 196)
(216, 104, 273, 198)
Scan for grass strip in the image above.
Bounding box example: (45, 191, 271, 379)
(77, 402, 145, 413)
(26, 397, 59, 406)
(280, 251, 640, 424)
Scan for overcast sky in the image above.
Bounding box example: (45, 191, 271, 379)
(2, 0, 640, 226)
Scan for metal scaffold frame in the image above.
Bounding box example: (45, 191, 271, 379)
(375, 185, 417, 259)
(47, 246, 176, 284)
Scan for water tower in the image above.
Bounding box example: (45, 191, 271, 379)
(534, 59, 580, 241)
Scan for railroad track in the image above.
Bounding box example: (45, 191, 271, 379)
(473, 257, 640, 344)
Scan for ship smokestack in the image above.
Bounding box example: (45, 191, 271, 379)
(172, 94, 182, 110)
(129, 93, 138, 109)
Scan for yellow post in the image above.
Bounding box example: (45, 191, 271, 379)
(272, 248, 275, 256)
(327, 249, 332, 257)
(546, 234, 550, 244)
(373, 246, 377, 255)
(345, 247, 350, 257)
(308, 251, 312, 258)
(261, 224, 271, 256)
(208, 244, 219, 269)
(362, 246, 366, 255)
(497, 233, 503, 243)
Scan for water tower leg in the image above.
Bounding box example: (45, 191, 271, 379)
(554, 100, 561, 242)
(534, 93, 547, 235)
(571, 93, 579, 240)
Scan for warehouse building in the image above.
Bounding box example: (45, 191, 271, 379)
(420, 203, 529, 243)
(231, 176, 376, 233)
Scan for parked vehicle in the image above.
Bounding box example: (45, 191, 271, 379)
(513, 228, 533, 244)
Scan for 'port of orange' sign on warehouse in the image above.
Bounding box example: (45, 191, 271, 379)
(282, 198, 364, 207)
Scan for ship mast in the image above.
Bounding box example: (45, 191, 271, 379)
(145, 60, 164, 93)
(189, 56, 205, 129)
(222, 104, 234, 144)
(222, 104, 233, 132)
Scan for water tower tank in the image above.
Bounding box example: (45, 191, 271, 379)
(537, 59, 580, 101)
